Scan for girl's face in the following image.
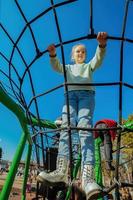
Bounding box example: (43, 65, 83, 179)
(72, 45, 86, 64)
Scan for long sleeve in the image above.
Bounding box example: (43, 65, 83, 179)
(50, 57, 64, 73)
(89, 46, 106, 72)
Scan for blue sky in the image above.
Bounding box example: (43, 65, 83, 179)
(0, 0, 133, 161)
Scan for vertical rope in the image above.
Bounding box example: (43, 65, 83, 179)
(115, 1, 130, 199)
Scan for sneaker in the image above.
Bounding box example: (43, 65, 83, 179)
(83, 180, 102, 200)
(82, 165, 102, 200)
(37, 158, 68, 186)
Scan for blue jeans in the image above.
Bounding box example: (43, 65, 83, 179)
(58, 90, 95, 166)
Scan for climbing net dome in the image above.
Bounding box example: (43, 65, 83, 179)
(0, 0, 133, 199)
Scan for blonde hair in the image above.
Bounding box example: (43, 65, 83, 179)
(71, 44, 87, 62)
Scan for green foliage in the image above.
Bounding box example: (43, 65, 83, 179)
(121, 114, 133, 156)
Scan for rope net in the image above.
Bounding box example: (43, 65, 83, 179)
(0, 0, 133, 199)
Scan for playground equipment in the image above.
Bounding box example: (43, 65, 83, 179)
(0, 83, 133, 199)
(0, 0, 133, 199)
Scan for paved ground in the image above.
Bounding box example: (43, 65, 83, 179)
(0, 172, 36, 200)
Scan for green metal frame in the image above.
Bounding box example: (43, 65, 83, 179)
(0, 85, 57, 200)
(0, 85, 33, 200)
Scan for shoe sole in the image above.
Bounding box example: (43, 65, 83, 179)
(73, 184, 107, 200)
(87, 189, 107, 200)
(37, 175, 67, 188)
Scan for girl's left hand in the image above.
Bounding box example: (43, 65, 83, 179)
(97, 32, 107, 45)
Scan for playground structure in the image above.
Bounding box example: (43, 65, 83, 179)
(0, 1, 133, 199)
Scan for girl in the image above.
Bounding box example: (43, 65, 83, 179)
(37, 32, 107, 200)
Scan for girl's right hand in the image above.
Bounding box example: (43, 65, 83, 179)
(47, 44, 56, 57)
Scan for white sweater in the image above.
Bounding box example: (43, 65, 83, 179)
(50, 46, 106, 91)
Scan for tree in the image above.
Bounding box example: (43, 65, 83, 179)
(121, 114, 133, 156)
